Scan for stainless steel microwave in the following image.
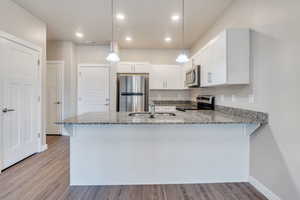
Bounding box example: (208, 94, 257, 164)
(185, 65, 200, 88)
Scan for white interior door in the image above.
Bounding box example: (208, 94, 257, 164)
(46, 62, 64, 135)
(0, 38, 40, 169)
(77, 65, 110, 115)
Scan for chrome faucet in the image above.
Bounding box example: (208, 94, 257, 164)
(149, 104, 156, 118)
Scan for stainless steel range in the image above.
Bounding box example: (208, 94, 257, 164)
(176, 95, 215, 112)
(117, 73, 149, 112)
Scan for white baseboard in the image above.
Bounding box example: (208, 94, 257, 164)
(249, 176, 281, 200)
(39, 144, 48, 152)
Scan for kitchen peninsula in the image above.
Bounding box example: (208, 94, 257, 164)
(58, 108, 267, 186)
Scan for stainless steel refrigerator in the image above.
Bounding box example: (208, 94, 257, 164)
(117, 73, 149, 112)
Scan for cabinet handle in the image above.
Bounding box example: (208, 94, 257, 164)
(208, 72, 212, 83)
(2, 108, 15, 113)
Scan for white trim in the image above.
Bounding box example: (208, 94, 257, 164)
(78, 63, 110, 68)
(0, 31, 43, 172)
(119, 61, 150, 65)
(39, 144, 48, 152)
(47, 61, 65, 135)
(249, 176, 281, 200)
(37, 52, 43, 158)
(47, 60, 65, 64)
(0, 30, 42, 52)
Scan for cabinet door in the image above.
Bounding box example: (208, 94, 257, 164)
(150, 65, 166, 89)
(117, 63, 133, 73)
(150, 65, 183, 90)
(200, 46, 210, 87)
(134, 64, 152, 74)
(165, 65, 183, 89)
(210, 31, 227, 85)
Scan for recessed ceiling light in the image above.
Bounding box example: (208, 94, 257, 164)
(116, 13, 125, 20)
(171, 15, 180, 21)
(125, 37, 132, 41)
(75, 32, 84, 38)
(165, 37, 172, 42)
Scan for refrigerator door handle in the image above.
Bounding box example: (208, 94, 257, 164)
(121, 92, 144, 96)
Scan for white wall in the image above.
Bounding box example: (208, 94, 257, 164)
(119, 48, 184, 65)
(47, 41, 77, 118)
(47, 43, 191, 113)
(0, 0, 47, 145)
(191, 0, 300, 199)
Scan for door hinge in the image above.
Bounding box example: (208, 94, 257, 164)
(38, 133, 41, 138)
(37, 59, 40, 66)
(37, 96, 41, 102)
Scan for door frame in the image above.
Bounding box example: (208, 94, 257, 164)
(77, 64, 111, 115)
(0, 31, 43, 172)
(46, 60, 65, 135)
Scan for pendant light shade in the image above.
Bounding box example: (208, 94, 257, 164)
(106, 51, 120, 62)
(176, 53, 189, 63)
(176, 0, 189, 64)
(106, 0, 120, 63)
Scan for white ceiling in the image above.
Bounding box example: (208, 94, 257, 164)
(13, 0, 233, 49)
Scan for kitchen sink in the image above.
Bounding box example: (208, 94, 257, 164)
(128, 112, 176, 118)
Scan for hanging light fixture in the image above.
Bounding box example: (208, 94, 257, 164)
(106, 0, 120, 63)
(176, 0, 189, 64)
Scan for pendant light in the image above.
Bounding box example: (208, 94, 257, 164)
(106, 0, 120, 63)
(176, 0, 189, 64)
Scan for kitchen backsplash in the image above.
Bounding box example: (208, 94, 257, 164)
(150, 90, 192, 101)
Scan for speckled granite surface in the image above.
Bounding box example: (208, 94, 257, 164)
(215, 105, 268, 125)
(57, 109, 267, 126)
(152, 100, 197, 109)
(152, 101, 268, 125)
(152, 100, 193, 105)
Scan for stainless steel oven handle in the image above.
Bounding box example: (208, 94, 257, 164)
(2, 108, 16, 113)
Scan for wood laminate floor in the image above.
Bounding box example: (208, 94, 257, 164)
(0, 136, 268, 200)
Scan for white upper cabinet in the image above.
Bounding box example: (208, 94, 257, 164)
(150, 65, 184, 90)
(196, 29, 250, 87)
(116, 62, 152, 74)
(134, 63, 152, 73)
(116, 63, 133, 73)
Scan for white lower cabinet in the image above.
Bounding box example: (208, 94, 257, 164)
(150, 65, 183, 90)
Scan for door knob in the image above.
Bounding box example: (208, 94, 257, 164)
(54, 101, 61, 104)
(2, 108, 15, 113)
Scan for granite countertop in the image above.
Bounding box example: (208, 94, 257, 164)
(57, 110, 266, 126)
(152, 100, 197, 109)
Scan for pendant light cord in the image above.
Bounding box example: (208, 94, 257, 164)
(182, 0, 185, 53)
(111, 0, 114, 51)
